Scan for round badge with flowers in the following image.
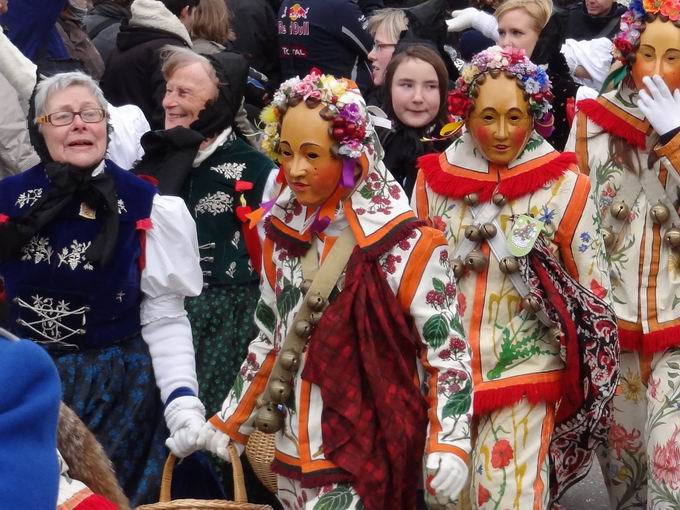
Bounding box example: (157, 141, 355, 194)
(259, 68, 371, 164)
(447, 46, 554, 126)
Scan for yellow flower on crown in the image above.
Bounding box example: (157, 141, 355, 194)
(643, 0, 662, 13)
(461, 65, 480, 84)
(260, 105, 278, 125)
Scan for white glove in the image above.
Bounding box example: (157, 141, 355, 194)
(164, 396, 206, 458)
(196, 421, 244, 462)
(446, 8, 499, 42)
(638, 75, 680, 136)
(426, 452, 469, 502)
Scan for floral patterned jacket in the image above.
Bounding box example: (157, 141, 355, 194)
(210, 154, 472, 478)
(413, 131, 611, 414)
(567, 83, 680, 353)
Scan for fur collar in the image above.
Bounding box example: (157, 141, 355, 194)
(130, 0, 192, 46)
(418, 131, 577, 203)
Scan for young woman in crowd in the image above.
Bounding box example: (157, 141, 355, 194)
(380, 44, 450, 198)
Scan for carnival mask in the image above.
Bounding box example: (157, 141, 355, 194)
(466, 74, 533, 165)
(631, 18, 680, 93)
(279, 103, 343, 208)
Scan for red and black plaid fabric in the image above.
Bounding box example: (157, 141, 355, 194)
(302, 248, 429, 510)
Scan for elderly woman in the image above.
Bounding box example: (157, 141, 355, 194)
(0, 71, 205, 507)
(197, 70, 473, 510)
(134, 47, 277, 425)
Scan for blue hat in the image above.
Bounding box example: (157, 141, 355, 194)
(0, 335, 61, 509)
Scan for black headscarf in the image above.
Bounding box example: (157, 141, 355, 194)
(133, 50, 250, 196)
(0, 65, 119, 266)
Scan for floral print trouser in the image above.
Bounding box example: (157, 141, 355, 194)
(428, 399, 555, 510)
(599, 348, 680, 509)
(276, 478, 363, 510)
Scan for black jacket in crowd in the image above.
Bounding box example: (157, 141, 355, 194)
(84, 1, 130, 64)
(101, 20, 190, 130)
(556, 1, 627, 41)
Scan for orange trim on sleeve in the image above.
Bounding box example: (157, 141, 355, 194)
(397, 228, 446, 311)
(298, 380, 313, 466)
(532, 403, 555, 510)
(263, 238, 276, 290)
(655, 131, 680, 173)
(414, 169, 430, 220)
(575, 111, 590, 176)
(554, 171, 590, 280)
(344, 205, 415, 249)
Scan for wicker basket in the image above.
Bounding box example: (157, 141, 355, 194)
(136, 445, 272, 510)
(245, 431, 278, 494)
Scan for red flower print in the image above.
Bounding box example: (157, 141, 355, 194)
(477, 483, 491, 506)
(652, 427, 680, 490)
(610, 424, 641, 460)
(456, 293, 467, 316)
(491, 439, 514, 469)
(590, 279, 607, 299)
(432, 215, 447, 232)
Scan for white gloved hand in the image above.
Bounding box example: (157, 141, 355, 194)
(426, 452, 469, 502)
(446, 8, 499, 42)
(638, 75, 680, 136)
(195, 421, 244, 462)
(164, 396, 206, 458)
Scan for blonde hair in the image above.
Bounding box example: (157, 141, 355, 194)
(367, 8, 409, 41)
(190, 0, 235, 44)
(494, 0, 553, 32)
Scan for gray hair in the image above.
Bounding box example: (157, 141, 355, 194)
(33, 72, 108, 121)
(160, 45, 219, 90)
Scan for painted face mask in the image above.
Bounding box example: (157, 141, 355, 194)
(467, 74, 533, 165)
(279, 103, 343, 208)
(631, 18, 680, 92)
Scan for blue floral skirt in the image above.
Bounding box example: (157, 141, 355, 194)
(51, 335, 167, 507)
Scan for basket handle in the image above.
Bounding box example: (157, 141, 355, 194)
(158, 444, 247, 503)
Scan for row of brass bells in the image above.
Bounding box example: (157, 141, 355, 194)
(522, 295, 542, 314)
(294, 320, 312, 338)
(492, 193, 507, 207)
(269, 376, 293, 404)
(499, 256, 519, 274)
(464, 223, 498, 242)
(306, 292, 326, 312)
(463, 193, 479, 207)
(452, 257, 465, 278)
(610, 200, 630, 221)
(545, 325, 562, 342)
(650, 202, 670, 224)
(279, 349, 300, 372)
(465, 250, 487, 272)
(666, 227, 680, 249)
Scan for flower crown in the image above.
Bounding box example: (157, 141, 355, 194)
(613, 0, 680, 63)
(260, 69, 371, 161)
(447, 46, 553, 122)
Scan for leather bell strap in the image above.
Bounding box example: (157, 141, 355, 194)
(256, 227, 357, 431)
(466, 203, 555, 328)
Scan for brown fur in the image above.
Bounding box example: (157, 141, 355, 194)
(57, 403, 131, 510)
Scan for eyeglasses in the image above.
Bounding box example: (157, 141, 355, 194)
(372, 42, 396, 53)
(36, 108, 106, 127)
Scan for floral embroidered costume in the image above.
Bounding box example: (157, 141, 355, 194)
(567, 0, 680, 506)
(415, 46, 618, 508)
(205, 71, 473, 510)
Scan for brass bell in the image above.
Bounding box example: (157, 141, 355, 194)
(463, 192, 479, 207)
(610, 201, 630, 221)
(464, 225, 482, 242)
(451, 257, 465, 278)
(300, 279, 312, 294)
(294, 320, 312, 338)
(480, 223, 497, 239)
(306, 293, 326, 312)
(546, 325, 562, 342)
(279, 349, 300, 371)
(492, 193, 507, 207)
(650, 203, 670, 224)
(499, 256, 519, 274)
(255, 403, 284, 433)
(309, 311, 323, 325)
(269, 378, 292, 404)
(465, 249, 487, 272)
(601, 227, 615, 249)
(665, 227, 680, 249)
(521, 295, 542, 314)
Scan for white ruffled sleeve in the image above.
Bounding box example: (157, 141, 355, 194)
(140, 195, 203, 403)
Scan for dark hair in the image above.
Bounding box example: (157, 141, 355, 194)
(383, 44, 449, 128)
(161, 0, 200, 17)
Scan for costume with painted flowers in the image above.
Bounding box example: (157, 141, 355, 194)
(567, 0, 680, 506)
(206, 71, 472, 510)
(415, 46, 618, 509)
